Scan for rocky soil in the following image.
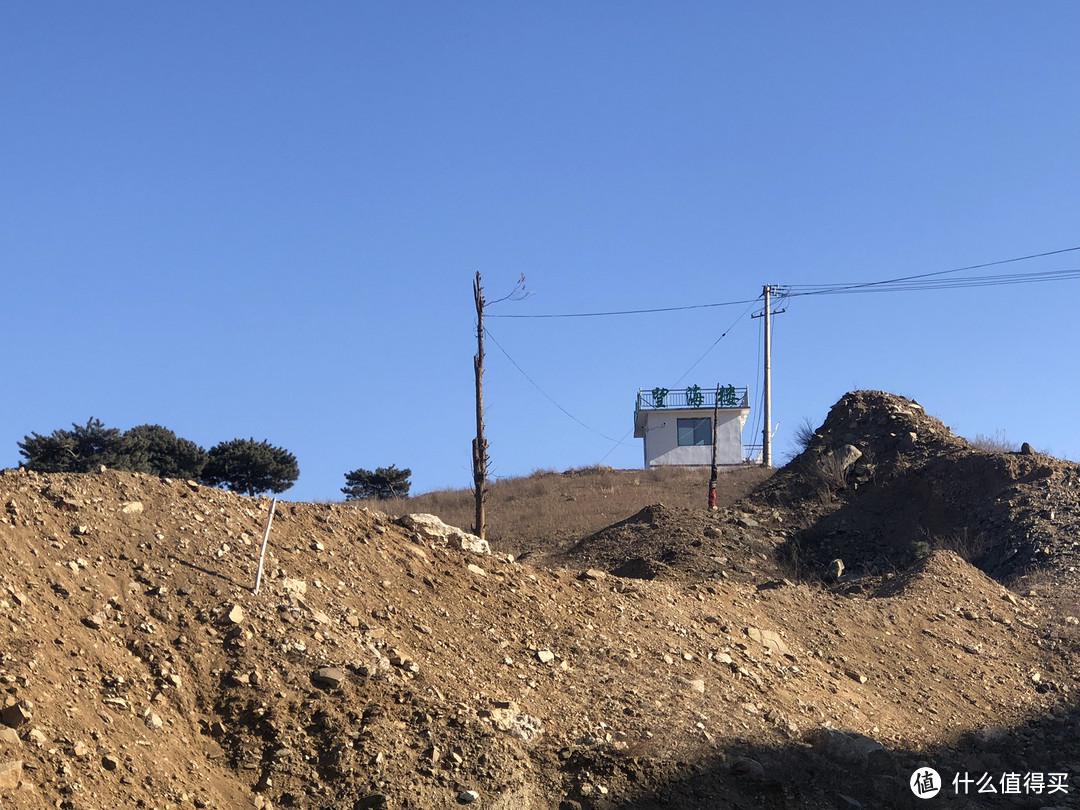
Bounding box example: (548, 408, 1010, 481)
(1, 390, 1079, 809)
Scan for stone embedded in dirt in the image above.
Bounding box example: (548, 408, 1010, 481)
(845, 670, 868, 684)
(810, 727, 884, 768)
(398, 513, 490, 555)
(832, 444, 862, 475)
(102, 754, 120, 771)
(480, 703, 544, 742)
(389, 653, 420, 675)
(688, 679, 706, 694)
(226, 604, 244, 624)
(1, 702, 32, 728)
(310, 667, 347, 689)
(0, 727, 19, 745)
(82, 612, 106, 630)
(827, 559, 844, 582)
(281, 577, 307, 596)
(0, 759, 23, 789)
(457, 789, 479, 803)
(467, 563, 486, 577)
(144, 712, 164, 730)
(354, 795, 389, 809)
(730, 757, 765, 779)
(297, 598, 331, 624)
(756, 579, 793, 591)
(974, 725, 1010, 750)
(121, 501, 144, 514)
(536, 649, 555, 664)
(744, 626, 791, 657)
(579, 568, 607, 581)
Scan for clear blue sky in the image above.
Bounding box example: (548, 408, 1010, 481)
(3, 3, 1078, 501)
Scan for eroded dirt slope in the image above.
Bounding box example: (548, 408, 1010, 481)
(1, 391, 1079, 809)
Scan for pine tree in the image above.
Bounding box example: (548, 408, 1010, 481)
(202, 438, 299, 496)
(18, 417, 137, 473)
(124, 424, 208, 480)
(341, 465, 412, 500)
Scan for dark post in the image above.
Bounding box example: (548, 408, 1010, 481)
(472, 272, 487, 540)
(709, 384, 719, 510)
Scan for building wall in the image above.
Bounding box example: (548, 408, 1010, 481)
(642, 408, 748, 467)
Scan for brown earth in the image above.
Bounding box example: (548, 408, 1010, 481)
(1, 390, 1079, 810)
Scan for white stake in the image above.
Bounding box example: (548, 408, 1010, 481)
(253, 497, 278, 595)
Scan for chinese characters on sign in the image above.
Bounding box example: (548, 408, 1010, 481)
(646, 385, 741, 408)
(717, 385, 738, 407)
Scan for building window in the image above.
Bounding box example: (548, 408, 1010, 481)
(677, 418, 711, 446)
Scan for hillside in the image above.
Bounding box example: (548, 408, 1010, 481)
(370, 464, 773, 560)
(1, 391, 1079, 809)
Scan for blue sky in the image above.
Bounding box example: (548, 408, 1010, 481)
(3, 3, 1078, 500)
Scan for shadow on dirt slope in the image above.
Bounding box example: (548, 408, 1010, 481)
(595, 695, 1080, 809)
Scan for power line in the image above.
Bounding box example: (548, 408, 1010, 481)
(487, 296, 761, 319)
(669, 300, 760, 388)
(787, 246, 1080, 297)
(486, 245, 1080, 319)
(483, 326, 630, 445)
(788, 267, 1080, 296)
(597, 426, 636, 465)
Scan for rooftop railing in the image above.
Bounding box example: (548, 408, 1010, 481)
(636, 385, 749, 410)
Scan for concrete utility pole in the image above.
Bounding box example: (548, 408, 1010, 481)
(752, 285, 786, 467)
(763, 284, 772, 467)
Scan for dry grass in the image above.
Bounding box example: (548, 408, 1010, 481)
(969, 430, 1019, 453)
(346, 464, 773, 557)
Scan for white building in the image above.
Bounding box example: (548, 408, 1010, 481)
(633, 385, 752, 468)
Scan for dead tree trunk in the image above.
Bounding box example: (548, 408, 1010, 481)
(472, 272, 487, 540)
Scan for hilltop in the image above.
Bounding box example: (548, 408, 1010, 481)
(0, 391, 1078, 809)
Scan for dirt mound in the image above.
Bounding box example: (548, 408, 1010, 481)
(754, 390, 1080, 586)
(556, 503, 782, 583)
(1, 453, 1079, 809)
(387, 464, 772, 561)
